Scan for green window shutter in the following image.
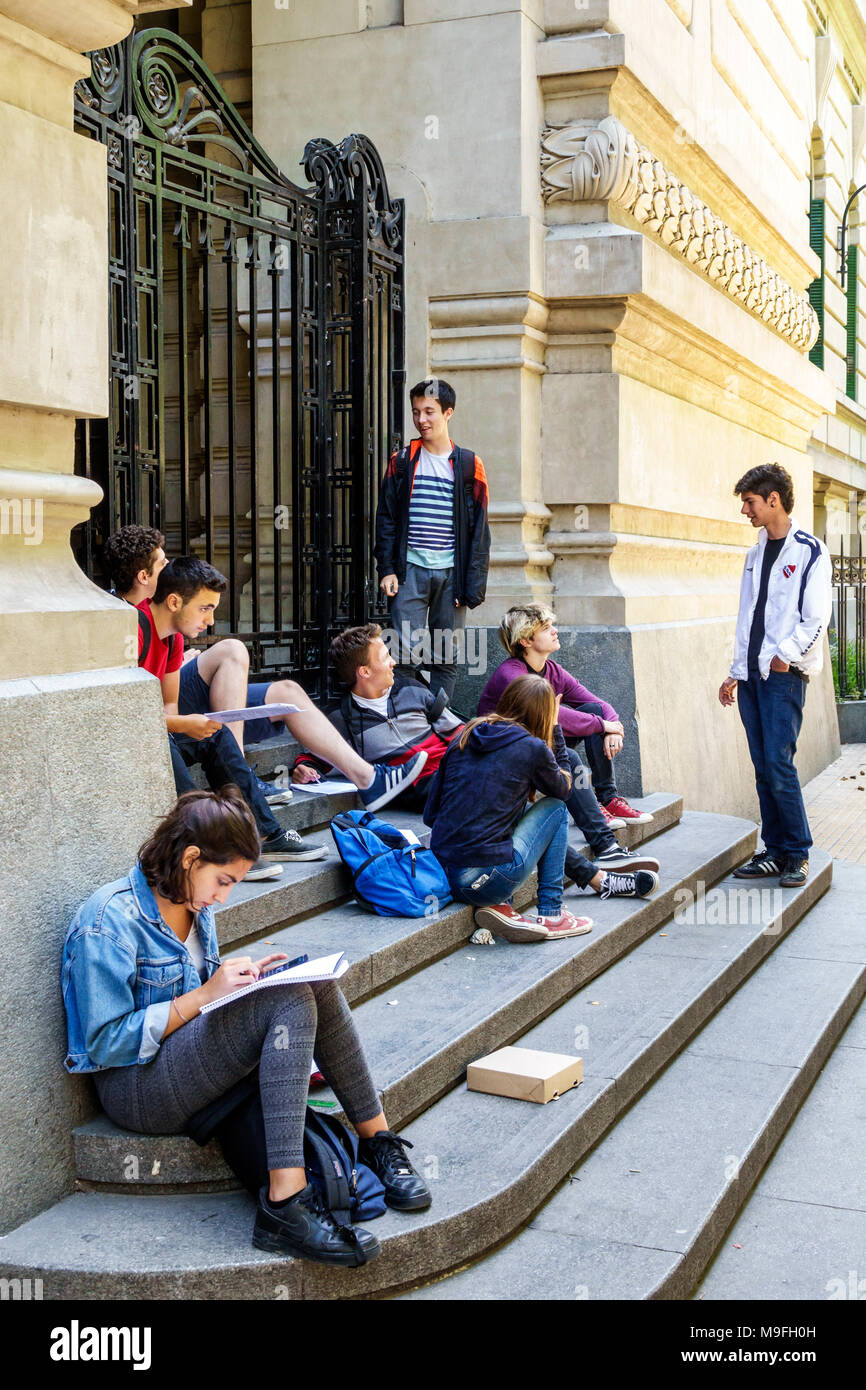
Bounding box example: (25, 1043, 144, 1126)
(847, 244, 858, 399)
(808, 198, 825, 370)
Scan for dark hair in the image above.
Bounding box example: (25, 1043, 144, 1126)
(330, 622, 383, 687)
(154, 555, 227, 606)
(734, 464, 794, 514)
(409, 378, 456, 413)
(138, 787, 260, 904)
(459, 674, 559, 754)
(104, 525, 165, 594)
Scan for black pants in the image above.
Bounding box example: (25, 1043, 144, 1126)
(168, 727, 282, 840)
(569, 701, 619, 805)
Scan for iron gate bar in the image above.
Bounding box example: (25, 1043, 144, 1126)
(74, 28, 404, 696)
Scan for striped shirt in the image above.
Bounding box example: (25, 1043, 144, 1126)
(406, 447, 455, 569)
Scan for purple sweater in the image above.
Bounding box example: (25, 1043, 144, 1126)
(477, 657, 618, 738)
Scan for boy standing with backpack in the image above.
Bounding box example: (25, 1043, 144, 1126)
(375, 378, 490, 703)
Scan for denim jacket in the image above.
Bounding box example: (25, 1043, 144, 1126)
(62, 863, 221, 1074)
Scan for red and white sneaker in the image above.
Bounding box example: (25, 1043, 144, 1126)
(473, 903, 550, 943)
(535, 909, 593, 940)
(601, 796, 653, 825)
(598, 803, 627, 830)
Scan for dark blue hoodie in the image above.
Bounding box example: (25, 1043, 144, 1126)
(423, 721, 572, 869)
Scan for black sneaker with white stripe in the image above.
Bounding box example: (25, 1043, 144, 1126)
(599, 869, 659, 899)
(594, 843, 660, 873)
(779, 856, 809, 888)
(733, 850, 782, 879)
(259, 828, 328, 862)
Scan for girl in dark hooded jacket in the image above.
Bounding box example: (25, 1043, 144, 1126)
(423, 674, 593, 943)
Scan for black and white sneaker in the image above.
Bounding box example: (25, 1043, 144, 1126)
(254, 773, 293, 806)
(594, 843, 660, 873)
(733, 851, 782, 879)
(779, 857, 809, 888)
(359, 751, 428, 812)
(599, 869, 659, 899)
(243, 858, 285, 882)
(259, 828, 328, 861)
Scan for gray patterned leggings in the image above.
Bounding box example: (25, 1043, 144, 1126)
(93, 981, 382, 1170)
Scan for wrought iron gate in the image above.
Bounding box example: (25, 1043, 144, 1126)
(73, 29, 404, 696)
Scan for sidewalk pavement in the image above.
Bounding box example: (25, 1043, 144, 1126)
(803, 743, 866, 865)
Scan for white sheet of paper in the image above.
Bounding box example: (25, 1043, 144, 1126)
(209, 703, 301, 722)
(292, 778, 357, 796)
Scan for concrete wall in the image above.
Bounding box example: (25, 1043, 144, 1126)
(0, 0, 184, 1234)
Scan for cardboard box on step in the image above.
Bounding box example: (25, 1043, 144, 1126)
(466, 1046, 583, 1104)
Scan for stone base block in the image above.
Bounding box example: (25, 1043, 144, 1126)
(0, 668, 175, 1234)
(450, 621, 840, 817)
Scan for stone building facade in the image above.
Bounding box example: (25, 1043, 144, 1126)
(238, 0, 866, 814)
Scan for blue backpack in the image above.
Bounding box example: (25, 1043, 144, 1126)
(330, 809, 452, 917)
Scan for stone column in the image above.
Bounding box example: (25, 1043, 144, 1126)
(0, 0, 188, 1235)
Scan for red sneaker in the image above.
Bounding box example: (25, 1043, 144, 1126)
(602, 796, 653, 825)
(473, 903, 549, 943)
(598, 803, 627, 830)
(535, 909, 593, 940)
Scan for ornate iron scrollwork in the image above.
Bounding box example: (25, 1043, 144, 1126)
(303, 134, 402, 249)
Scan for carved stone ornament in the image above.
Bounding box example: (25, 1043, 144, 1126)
(541, 116, 819, 352)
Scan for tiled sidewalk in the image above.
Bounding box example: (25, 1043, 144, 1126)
(803, 743, 866, 864)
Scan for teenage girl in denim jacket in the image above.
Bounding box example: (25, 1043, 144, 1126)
(62, 786, 430, 1266)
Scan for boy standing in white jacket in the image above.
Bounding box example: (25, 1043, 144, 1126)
(718, 463, 832, 888)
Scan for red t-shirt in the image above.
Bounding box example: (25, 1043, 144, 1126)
(136, 600, 184, 681)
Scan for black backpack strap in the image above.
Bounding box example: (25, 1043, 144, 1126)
(136, 607, 178, 666)
(137, 607, 151, 663)
(426, 687, 448, 726)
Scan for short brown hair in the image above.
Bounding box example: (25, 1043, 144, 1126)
(330, 623, 382, 687)
(138, 787, 260, 905)
(734, 464, 794, 514)
(104, 524, 165, 595)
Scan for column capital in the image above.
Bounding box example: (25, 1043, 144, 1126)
(0, 1, 192, 56)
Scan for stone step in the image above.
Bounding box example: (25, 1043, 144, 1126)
(693, 861, 866, 1302)
(401, 854, 854, 1301)
(214, 793, 681, 956)
(71, 802, 709, 1193)
(3, 819, 825, 1299)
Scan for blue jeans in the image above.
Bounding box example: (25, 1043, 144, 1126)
(447, 798, 568, 917)
(737, 670, 812, 859)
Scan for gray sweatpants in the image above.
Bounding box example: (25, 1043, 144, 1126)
(94, 981, 382, 1170)
(389, 561, 466, 701)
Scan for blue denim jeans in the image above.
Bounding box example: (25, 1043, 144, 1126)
(447, 798, 568, 917)
(737, 670, 812, 859)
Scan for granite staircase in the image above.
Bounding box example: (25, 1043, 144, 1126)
(0, 734, 857, 1300)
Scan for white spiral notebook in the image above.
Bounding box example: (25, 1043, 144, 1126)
(198, 952, 348, 1015)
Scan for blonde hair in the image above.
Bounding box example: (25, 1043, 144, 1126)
(459, 674, 559, 754)
(498, 604, 556, 658)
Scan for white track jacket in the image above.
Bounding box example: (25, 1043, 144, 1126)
(730, 517, 832, 680)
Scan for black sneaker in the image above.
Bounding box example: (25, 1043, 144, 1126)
(779, 857, 809, 888)
(252, 1184, 380, 1267)
(599, 869, 660, 899)
(733, 851, 782, 879)
(358, 1130, 432, 1211)
(260, 828, 327, 861)
(594, 844, 660, 873)
(243, 858, 285, 883)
